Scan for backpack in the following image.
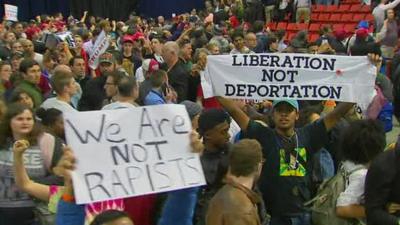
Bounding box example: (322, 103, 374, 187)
(305, 166, 365, 225)
(377, 102, 393, 132)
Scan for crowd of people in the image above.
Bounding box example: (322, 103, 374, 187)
(0, 0, 399, 225)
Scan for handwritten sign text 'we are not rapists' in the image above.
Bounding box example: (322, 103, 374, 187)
(64, 105, 206, 204)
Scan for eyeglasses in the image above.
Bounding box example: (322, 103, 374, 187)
(105, 82, 115, 86)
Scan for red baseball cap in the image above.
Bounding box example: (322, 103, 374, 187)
(122, 35, 135, 43)
(142, 59, 159, 73)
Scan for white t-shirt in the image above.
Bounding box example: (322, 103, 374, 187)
(40, 97, 77, 113)
(336, 160, 368, 206)
(102, 101, 137, 110)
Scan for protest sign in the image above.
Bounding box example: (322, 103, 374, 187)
(42, 31, 76, 50)
(56, 31, 76, 48)
(201, 53, 377, 106)
(4, 4, 18, 22)
(88, 30, 109, 70)
(64, 105, 206, 204)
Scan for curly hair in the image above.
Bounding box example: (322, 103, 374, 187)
(340, 119, 385, 164)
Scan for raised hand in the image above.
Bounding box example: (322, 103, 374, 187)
(13, 140, 30, 156)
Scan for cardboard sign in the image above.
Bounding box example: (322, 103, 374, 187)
(4, 4, 18, 22)
(201, 53, 377, 106)
(88, 30, 110, 70)
(64, 105, 206, 204)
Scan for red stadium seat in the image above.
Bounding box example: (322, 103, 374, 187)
(311, 13, 319, 21)
(338, 4, 351, 12)
(309, 33, 320, 42)
(332, 23, 345, 31)
(318, 13, 331, 22)
(330, 13, 342, 22)
(365, 14, 374, 24)
(344, 23, 357, 33)
(313, 5, 326, 12)
(350, 4, 363, 13)
(276, 22, 288, 30)
(309, 23, 321, 32)
(287, 32, 297, 41)
(287, 23, 298, 31)
(267, 22, 277, 30)
(360, 5, 371, 13)
(352, 13, 366, 22)
(341, 14, 353, 22)
(326, 5, 339, 12)
(297, 23, 309, 31)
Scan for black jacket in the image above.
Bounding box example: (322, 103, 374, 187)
(78, 75, 107, 111)
(365, 143, 400, 225)
(163, 61, 190, 103)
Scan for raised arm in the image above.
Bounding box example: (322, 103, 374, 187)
(80, 11, 88, 23)
(323, 102, 355, 131)
(13, 140, 50, 202)
(217, 97, 250, 131)
(54, 147, 85, 225)
(382, 0, 400, 10)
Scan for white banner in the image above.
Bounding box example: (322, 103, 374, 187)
(88, 30, 110, 70)
(64, 105, 206, 204)
(4, 4, 18, 22)
(201, 53, 377, 106)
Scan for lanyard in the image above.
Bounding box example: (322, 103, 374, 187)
(274, 131, 300, 170)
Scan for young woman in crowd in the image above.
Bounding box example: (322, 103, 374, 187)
(0, 103, 61, 225)
(9, 89, 36, 109)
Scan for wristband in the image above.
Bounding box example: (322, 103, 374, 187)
(62, 193, 75, 203)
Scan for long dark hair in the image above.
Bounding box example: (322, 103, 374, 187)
(0, 103, 42, 149)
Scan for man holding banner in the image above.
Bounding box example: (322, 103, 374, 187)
(202, 53, 381, 225)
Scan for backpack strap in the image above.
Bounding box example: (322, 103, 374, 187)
(50, 137, 64, 170)
(342, 164, 366, 187)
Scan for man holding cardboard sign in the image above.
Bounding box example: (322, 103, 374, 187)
(208, 54, 381, 225)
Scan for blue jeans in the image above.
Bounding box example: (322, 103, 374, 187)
(270, 213, 311, 225)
